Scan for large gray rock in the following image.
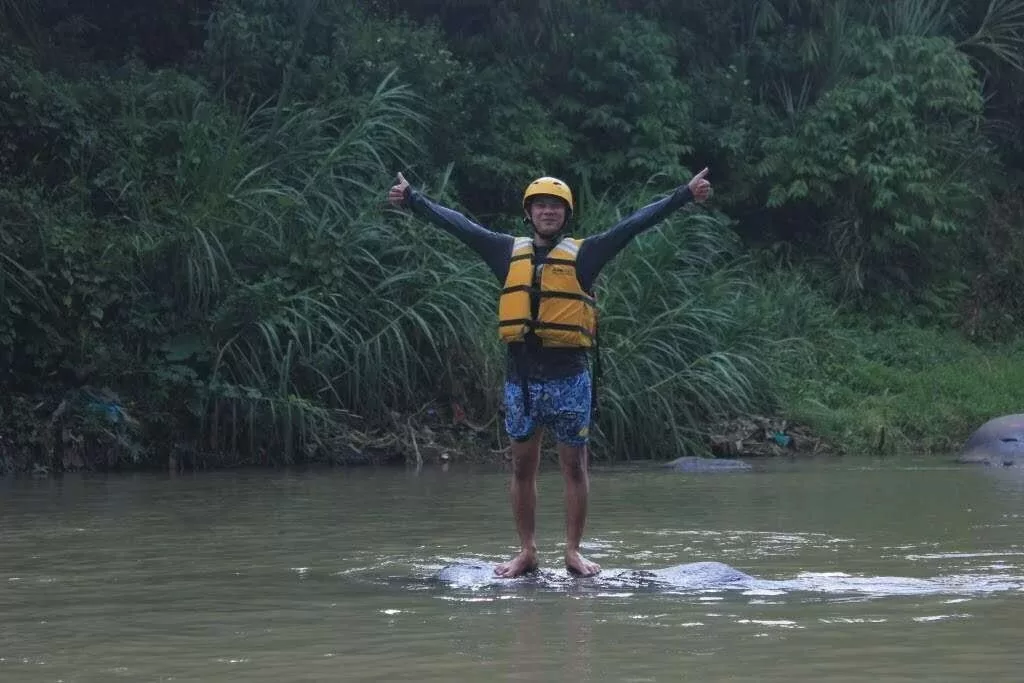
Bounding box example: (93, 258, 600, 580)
(646, 561, 757, 588)
(957, 414, 1024, 466)
(663, 456, 753, 473)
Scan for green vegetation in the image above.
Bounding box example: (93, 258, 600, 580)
(783, 324, 1024, 456)
(2, 0, 1023, 473)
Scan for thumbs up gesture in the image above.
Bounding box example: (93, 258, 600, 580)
(688, 167, 712, 203)
(388, 172, 411, 208)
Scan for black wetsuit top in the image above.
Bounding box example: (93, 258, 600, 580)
(404, 184, 695, 381)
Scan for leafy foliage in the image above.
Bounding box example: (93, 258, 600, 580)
(2, 0, 1024, 471)
(757, 29, 990, 305)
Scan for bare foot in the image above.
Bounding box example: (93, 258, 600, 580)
(494, 549, 538, 578)
(565, 550, 600, 577)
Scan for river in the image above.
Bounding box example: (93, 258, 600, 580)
(2, 457, 1023, 681)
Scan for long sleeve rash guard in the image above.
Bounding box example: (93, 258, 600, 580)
(404, 184, 695, 380)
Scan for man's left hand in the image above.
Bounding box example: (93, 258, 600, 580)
(688, 167, 712, 203)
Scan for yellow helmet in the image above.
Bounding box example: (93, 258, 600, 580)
(523, 176, 574, 213)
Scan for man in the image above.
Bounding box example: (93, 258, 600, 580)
(387, 169, 712, 577)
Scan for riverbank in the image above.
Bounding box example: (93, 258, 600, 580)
(777, 323, 1024, 457)
(0, 389, 819, 475)
(4, 321, 1021, 476)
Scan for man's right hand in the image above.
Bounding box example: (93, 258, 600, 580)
(388, 172, 410, 208)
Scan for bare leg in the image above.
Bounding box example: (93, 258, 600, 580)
(494, 430, 543, 577)
(558, 442, 600, 577)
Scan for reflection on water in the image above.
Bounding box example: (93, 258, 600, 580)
(1, 458, 1023, 681)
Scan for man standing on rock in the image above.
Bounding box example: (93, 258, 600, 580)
(387, 169, 712, 577)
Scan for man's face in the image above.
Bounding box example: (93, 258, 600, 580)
(526, 196, 568, 237)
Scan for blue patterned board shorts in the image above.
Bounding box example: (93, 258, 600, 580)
(504, 370, 592, 445)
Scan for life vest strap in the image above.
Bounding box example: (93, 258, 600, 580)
(499, 318, 595, 341)
(509, 252, 578, 266)
(499, 285, 595, 305)
(538, 257, 577, 267)
(533, 321, 595, 339)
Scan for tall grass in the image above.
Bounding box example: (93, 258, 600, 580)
(110, 71, 504, 461)
(876, 0, 1024, 72)
(782, 324, 1024, 454)
(572, 186, 829, 459)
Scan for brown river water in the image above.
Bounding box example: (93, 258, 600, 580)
(2, 457, 1023, 682)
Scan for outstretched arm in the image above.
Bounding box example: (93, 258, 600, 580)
(577, 168, 712, 291)
(388, 172, 514, 282)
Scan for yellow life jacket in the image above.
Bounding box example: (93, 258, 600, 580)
(498, 236, 596, 348)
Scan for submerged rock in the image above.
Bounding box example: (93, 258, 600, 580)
(663, 456, 752, 473)
(432, 560, 762, 591)
(426, 560, 1024, 597)
(648, 561, 756, 587)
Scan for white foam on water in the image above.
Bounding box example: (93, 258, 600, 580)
(438, 595, 517, 603)
(419, 558, 1024, 600)
(736, 619, 803, 629)
(905, 551, 1024, 560)
(912, 614, 972, 623)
